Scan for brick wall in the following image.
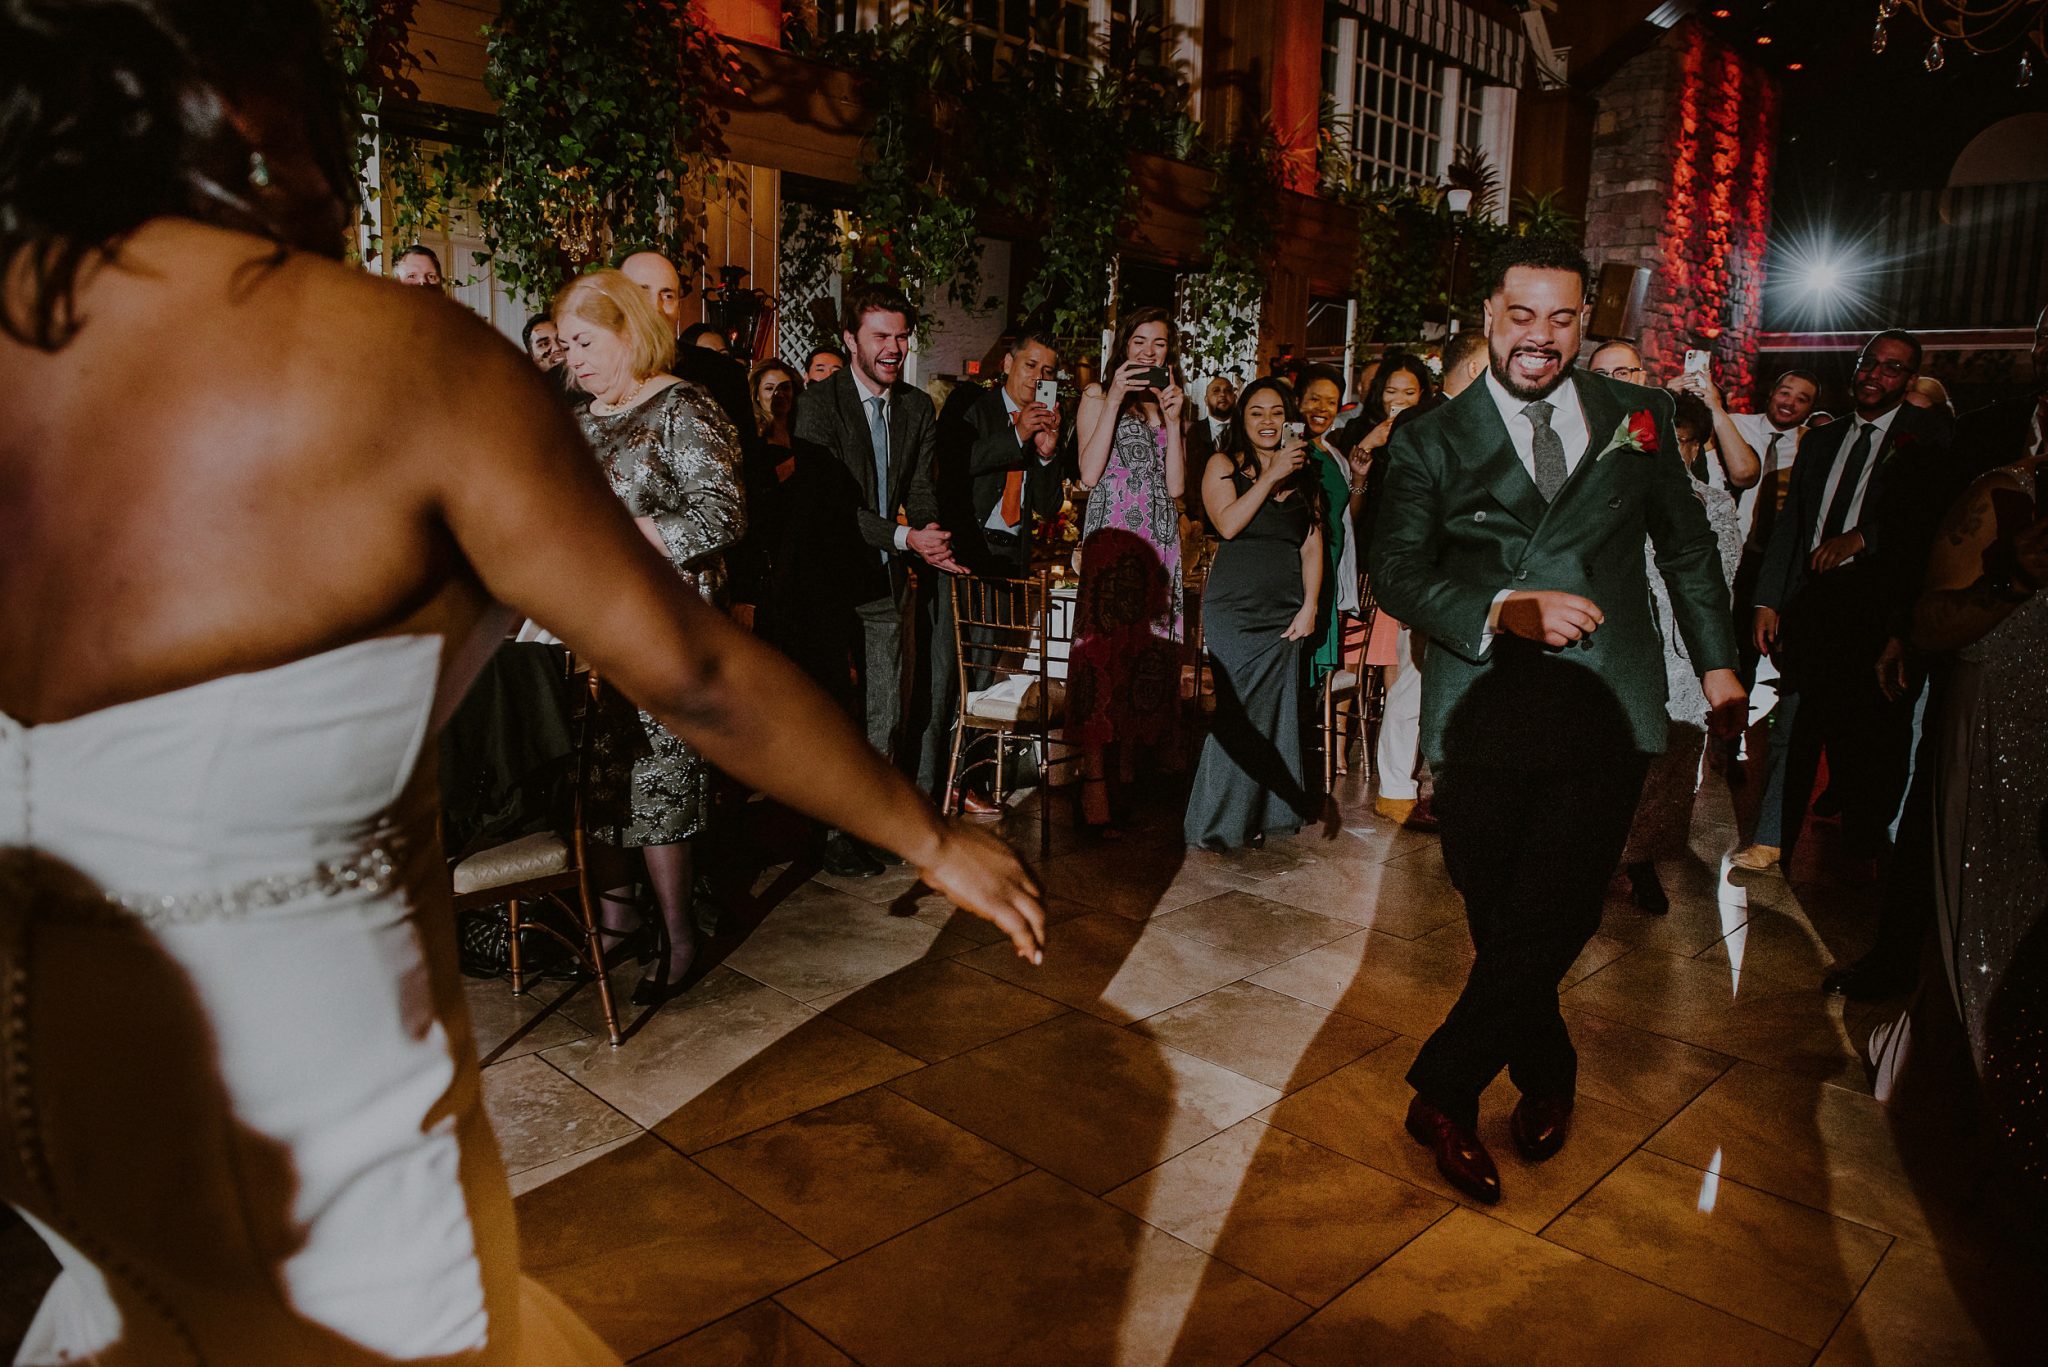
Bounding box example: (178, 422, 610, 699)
(1583, 20, 1780, 401)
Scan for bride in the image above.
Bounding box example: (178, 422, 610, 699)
(0, 2, 1044, 1363)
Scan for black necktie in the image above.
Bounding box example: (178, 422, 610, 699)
(1819, 422, 1876, 545)
(1747, 432, 1783, 553)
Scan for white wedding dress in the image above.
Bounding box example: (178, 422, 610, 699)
(0, 632, 619, 1366)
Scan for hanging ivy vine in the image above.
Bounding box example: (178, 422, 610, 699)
(1178, 122, 1287, 376)
(323, 0, 421, 259)
(437, 0, 743, 306)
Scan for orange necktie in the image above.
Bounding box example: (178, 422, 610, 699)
(1000, 469, 1024, 526)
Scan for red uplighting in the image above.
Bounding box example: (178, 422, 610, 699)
(1756, 35, 1773, 46)
(1712, 7, 1730, 16)
(1787, 62, 1804, 71)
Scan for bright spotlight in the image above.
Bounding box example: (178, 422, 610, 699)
(1800, 258, 1842, 295)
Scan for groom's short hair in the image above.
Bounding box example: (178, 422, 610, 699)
(1480, 237, 1589, 300)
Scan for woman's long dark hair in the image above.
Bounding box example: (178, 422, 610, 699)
(1104, 305, 1183, 411)
(1363, 350, 1441, 428)
(1, 0, 359, 349)
(1226, 376, 1327, 525)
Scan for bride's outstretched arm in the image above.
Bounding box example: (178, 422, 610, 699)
(430, 342, 1044, 963)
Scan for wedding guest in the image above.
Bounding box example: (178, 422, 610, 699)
(618, 249, 757, 446)
(1295, 364, 1356, 688)
(1618, 392, 1743, 913)
(1334, 353, 1382, 430)
(1905, 374, 1954, 417)
(681, 321, 730, 354)
(391, 243, 441, 288)
(523, 314, 564, 371)
(1185, 378, 1323, 849)
(806, 345, 846, 381)
(0, 2, 1042, 1358)
(1070, 307, 1187, 832)
(793, 286, 961, 874)
(554, 268, 745, 1005)
(1184, 373, 1237, 486)
(1436, 328, 1489, 400)
(1749, 330, 1948, 881)
(1585, 338, 1647, 384)
(1345, 351, 1439, 825)
(1372, 237, 1741, 1203)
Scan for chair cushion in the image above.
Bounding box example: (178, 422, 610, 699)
(965, 676, 1067, 723)
(1330, 668, 1360, 690)
(452, 831, 570, 895)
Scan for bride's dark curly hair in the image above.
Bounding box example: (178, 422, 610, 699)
(1, 0, 359, 349)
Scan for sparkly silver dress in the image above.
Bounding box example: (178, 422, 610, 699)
(578, 380, 744, 847)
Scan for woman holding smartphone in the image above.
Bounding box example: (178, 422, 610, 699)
(1068, 307, 1188, 832)
(1184, 378, 1324, 850)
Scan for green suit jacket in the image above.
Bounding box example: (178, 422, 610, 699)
(1368, 370, 1737, 770)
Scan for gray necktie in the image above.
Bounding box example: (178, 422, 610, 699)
(1525, 399, 1567, 501)
(866, 395, 890, 516)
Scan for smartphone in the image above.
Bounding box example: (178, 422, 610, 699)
(1285, 421, 1306, 441)
(1034, 379, 1058, 409)
(1683, 348, 1710, 378)
(1135, 365, 1172, 389)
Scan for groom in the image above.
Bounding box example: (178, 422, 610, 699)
(1369, 238, 1743, 1203)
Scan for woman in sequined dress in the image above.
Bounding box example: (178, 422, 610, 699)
(556, 270, 745, 1006)
(1069, 307, 1187, 832)
(1912, 450, 2048, 1209)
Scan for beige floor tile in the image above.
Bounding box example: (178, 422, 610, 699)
(1259, 1037, 1660, 1234)
(1695, 899, 1877, 994)
(1273, 1207, 1811, 1367)
(542, 967, 921, 1148)
(1560, 947, 1866, 1087)
(696, 1087, 1029, 1257)
(1645, 1061, 1969, 1244)
(635, 1299, 853, 1365)
(1545, 1150, 1892, 1347)
(819, 958, 1068, 1062)
(1248, 930, 1473, 1039)
(1558, 1006, 1734, 1122)
(1271, 819, 1431, 868)
(1592, 884, 1751, 958)
(1183, 841, 1316, 881)
(961, 912, 1262, 1025)
(1150, 891, 1365, 967)
(1131, 981, 1395, 1092)
(1247, 859, 1466, 940)
(904, 891, 1094, 947)
(1043, 843, 1261, 921)
(464, 975, 591, 1063)
(722, 884, 978, 1003)
(889, 1012, 1279, 1193)
(508, 1133, 639, 1198)
(480, 1053, 642, 1175)
(778, 1170, 1308, 1367)
(1106, 1118, 1452, 1306)
(1413, 923, 1637, 990)
(516, 1135, 833, 1360)
(1816, 1235, 2038, 1366)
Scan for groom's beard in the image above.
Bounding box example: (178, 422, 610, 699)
(1490, 345, 1573, 401)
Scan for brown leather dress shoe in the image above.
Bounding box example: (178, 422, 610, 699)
(1508, 1092, 1574, 1162)
(1404, 1096, 1502, 1204)
(958, 789, 1003, 816)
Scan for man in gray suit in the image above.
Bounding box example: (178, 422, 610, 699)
(794, 286, 962, 875)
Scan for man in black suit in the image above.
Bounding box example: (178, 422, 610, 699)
(1752, 329, 1949, 879)
(794, 286, 962, 875)
(618, 250, 759, 447)
(1183, 375, 1236, 489)
(1820, 303, 2048, 998)
(922, 331, 1067, 812)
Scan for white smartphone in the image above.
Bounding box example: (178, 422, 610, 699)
(1683, 348, 1710, 378)
(1285, 421, 1306, 441)
(1035, 379, 1057, 408)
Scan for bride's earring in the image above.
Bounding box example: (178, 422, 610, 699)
(247, 151, 272, 190)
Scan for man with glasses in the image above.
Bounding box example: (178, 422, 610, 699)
(1747, 330, 1945, 883)
(1586, 339, 1648, 384)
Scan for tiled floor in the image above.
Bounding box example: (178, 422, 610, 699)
(1, 762, 2038, 1363)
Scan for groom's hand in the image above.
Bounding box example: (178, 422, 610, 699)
(1703, 668, 1748, 739)
(1498, 591, 1604, 648)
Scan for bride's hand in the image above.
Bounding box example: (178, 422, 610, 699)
(913, 822, 1046, 963)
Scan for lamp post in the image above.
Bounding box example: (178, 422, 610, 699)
(1444, 186, 1474, 336)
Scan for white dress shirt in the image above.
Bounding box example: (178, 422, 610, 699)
(1477, 371, 1592, 648)
(1726, 410, 1804, 544)
(850, 368, 913, 554)
(1810, 403, 1901, 552)
(983, 388, 1056, 534)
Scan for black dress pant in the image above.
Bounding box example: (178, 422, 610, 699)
(1407, 757, 1649, 1125)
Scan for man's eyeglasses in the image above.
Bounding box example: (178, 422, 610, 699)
(1590, 364, 1645, 380)
(1856, 358, 1912, 377)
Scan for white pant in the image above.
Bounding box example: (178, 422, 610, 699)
(1376, 625, 1423, 800)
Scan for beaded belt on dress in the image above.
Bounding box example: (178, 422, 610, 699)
(100, 834, 412, 926)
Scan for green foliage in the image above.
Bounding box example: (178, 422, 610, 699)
(778, 201, 845, 361)
(1179, 123, 1287, 376)
(1507, 189, 1582, 242)
(446, 0, 743, 306)
(322, 0, 419, 259)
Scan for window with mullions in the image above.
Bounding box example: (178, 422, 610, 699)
(952, 0, 1092, 76)
(1353, 24, 1442, 185)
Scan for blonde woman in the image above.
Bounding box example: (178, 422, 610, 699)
(555, 269, 746, 1005)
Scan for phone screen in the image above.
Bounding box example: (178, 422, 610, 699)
(1035, 379, 1058, 408)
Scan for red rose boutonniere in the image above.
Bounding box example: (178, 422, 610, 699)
(1598, 408, 1660, 459)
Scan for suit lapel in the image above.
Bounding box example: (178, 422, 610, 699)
(1541, 371, 1624, 519)
(1442, 382, 1548, 531)
(887, 381, 914, 497)
(835, 372, 880, 505)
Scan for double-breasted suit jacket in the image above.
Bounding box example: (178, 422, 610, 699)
(1369, 370, 1738, 771)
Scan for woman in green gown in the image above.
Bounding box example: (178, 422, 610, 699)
(1296, 364, 1356, 687)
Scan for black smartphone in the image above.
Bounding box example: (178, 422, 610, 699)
(1133, 365, 1171, 389)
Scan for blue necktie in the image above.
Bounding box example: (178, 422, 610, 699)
(867, 395, 890, 516)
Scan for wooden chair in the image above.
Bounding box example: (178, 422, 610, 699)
(942, 570, 1074, 857)
(448, 658, 623, 1047)
(1319, 575, 1382, 791)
